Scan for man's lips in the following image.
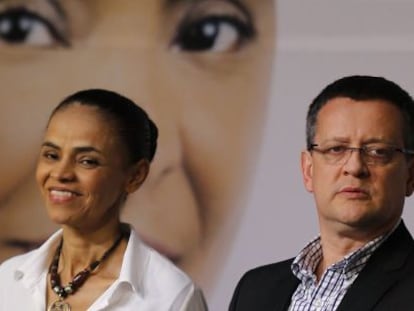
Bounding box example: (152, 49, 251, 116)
(338, 186, 370, 198)
(340, 186, 368, 193)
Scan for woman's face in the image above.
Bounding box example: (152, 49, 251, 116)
(36, 105, 141, 232)
(0, 0, 275, 289)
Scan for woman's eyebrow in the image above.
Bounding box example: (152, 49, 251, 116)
(73, 146, 103, 154)
(41, 142, 103, 154)
(42, 141, 60, 149)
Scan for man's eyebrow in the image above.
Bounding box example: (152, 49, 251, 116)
(47, 0, 66, 19)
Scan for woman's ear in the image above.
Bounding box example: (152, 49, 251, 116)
(125, 159, 150, 194)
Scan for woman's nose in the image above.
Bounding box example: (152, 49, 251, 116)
(50, 160, 75, 181)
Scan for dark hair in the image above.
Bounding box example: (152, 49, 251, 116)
(306, 75, 414, 150)
(51, 89, 158, 163)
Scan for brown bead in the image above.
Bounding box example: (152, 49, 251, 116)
(72, 270, 90, 289)
(48, 233, 124, 300)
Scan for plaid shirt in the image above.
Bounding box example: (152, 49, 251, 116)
(288, 230, 390, 311)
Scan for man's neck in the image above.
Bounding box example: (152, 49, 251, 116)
(316, 220, 399, 280)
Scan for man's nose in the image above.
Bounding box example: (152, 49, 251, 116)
(342, 148, 369, 177)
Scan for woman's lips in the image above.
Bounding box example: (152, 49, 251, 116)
(48, 187, 80, 203)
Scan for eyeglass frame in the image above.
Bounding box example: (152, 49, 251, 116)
(308, 143, 414, 165)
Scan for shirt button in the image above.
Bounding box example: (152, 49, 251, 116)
(314, 298, 322, 307)
(14, 271, 24, 280)
(305, 278, 313, 288)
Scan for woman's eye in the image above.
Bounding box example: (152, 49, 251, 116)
(79, 158, 99, 168)
(172, 16, 254, 53)
(0, 7, 68, 47)
(42, 151, 58, 161)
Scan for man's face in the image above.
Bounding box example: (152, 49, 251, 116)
(301, 97, 414, 237)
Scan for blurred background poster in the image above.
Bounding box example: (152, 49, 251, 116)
(1, 1, 414, 310)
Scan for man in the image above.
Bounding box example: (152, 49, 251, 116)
(229, 75, 414, 311)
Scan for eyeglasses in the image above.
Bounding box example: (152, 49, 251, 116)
(309, 143, 414, 165)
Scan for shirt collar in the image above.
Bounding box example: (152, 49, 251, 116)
(291, 221, 400, 282)
(14, 224, 191, 308)
(15, 229, 62, 290)
(117, 224, 149, 298)
(119, 225, 192, 299)
(13, 226, 148, 296)
(15, 225, 150, 307)
(291, 236, 322, 282)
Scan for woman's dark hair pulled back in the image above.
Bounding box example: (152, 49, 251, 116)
(51, 89, 158, 163)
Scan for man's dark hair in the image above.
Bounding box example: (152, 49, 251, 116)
(51, 89, 158, 163)
(306, 75, 414, 150)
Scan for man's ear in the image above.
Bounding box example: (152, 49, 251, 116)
(301, 150, 314, 193)
(405, 158, 414, 197)
(125, 159, 150, 194)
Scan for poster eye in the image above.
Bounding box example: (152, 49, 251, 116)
(172, 15, 254, 53)
(0, 7, 68, 47)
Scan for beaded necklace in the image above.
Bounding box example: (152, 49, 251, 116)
(47, 233, 124, 311)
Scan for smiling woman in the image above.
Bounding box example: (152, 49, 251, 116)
(0, 89, 207, 310)
(0, 0, 275, 294)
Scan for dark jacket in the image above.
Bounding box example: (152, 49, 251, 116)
(229, 221, 414, 311)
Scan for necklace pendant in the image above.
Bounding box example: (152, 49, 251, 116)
(48, 299, 71, 311)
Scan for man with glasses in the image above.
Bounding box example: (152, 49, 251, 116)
(229, 75, 414, 311)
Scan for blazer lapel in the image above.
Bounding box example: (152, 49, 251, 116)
(273, 272, 300, 311)
(337, 222, 414, 311)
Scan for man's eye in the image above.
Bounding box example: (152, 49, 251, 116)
(172, 16, 254, 53)
(326, 146, 347, 154)
(0, 7, 68, 47)
(367, 147, 392, 158)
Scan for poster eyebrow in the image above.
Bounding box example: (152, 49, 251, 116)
(47, 0, 67, 20)
(163, 0, 251, 16)
(162, 0, 254, 30)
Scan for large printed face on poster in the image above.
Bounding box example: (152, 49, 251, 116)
(0, 0, 275, 289)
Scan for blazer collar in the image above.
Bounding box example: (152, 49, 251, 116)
(336, 220, 414, 311)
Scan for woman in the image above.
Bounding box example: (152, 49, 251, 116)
(0, 89, 207, 310)
(0, 0, 276, 291)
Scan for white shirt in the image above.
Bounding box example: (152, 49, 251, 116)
(0, 226, 207, 311)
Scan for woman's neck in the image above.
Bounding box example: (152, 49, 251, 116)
(59, 222, 125, 277)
